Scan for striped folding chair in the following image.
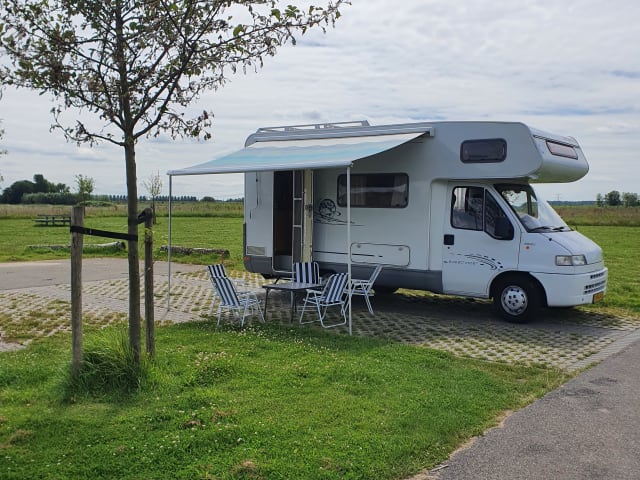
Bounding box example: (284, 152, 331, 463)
(207, 264, 245, 314)
(348, 265, 383, 314)
(292, 261, 321, 284)
(299, 273, 348, 328)
(212, 276, 264, 327)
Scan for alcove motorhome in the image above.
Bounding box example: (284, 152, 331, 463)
(170, 120, 608, 322)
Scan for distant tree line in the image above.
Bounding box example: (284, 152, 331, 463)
(107, 194, 198, 202)
(1, 174, 71, 204)
(0, 173, 244, 204)
(596, 191, 639, 207)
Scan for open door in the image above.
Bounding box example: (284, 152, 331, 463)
(273, 170, 314, 273)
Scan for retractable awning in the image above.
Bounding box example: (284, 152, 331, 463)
(165, 123, 433, 335)
(167, 130, 430, 176)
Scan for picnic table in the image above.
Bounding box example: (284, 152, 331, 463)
(33, 214, 72, 227)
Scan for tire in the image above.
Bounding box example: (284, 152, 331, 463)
(492, 276, 540, 323)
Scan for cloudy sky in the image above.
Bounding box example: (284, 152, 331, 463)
(1, 0, 639, 201)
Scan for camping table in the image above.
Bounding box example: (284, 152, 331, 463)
(262, 281, 322, 323)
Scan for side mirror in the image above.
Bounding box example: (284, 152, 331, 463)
(495, 217, 514, 240)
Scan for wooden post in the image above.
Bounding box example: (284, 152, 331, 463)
(144, 208, 155, 356)
(70, 206, 84, 377)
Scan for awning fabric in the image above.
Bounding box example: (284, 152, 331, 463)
(167, 131, 427, 176)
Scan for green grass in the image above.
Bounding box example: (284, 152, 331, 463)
(0, 204, 637, 478)
(555, 205, 640, 227)
(0, 216, 245, 269)
(0, 201, 243, 219)
(577, 226, 640, 313)
(0, 322, 566, 479)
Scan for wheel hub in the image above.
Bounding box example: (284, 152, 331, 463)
(501, 285, 528, 316)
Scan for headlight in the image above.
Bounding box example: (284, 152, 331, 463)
(556, 255, 587, 266)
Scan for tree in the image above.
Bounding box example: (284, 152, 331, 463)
(595, 193, 604, 207)
(0, 0, 345, 365)
(622, 192, 639, 207)
(143, 171, 163, 224)
(0, 173, 68, 203)
(604, 190, 622, 207)
(75, 174, 95, 204)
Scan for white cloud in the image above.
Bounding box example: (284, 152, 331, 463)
(1, 0, 639, 200)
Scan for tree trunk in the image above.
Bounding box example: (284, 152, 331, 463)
(125, 136, 141, 365)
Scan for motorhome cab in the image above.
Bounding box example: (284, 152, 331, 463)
(174, 120, 608, 322)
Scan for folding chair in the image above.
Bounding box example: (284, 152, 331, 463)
(212, 276, 264, 327)
(299, 273, 348, 328)
(207, 264, 245, 314)
(292, 261, 321, 284)
(348, 265, 383, 314)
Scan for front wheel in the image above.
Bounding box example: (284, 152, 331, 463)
(492, 276, 540, 323)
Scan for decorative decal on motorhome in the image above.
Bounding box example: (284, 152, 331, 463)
(444, 254, 504, 270)
(314, 198, 361, 225)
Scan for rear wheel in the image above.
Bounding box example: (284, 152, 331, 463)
(492, 276, 540, 323)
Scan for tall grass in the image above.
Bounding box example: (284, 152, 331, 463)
(0, 201, 243, 219)
(555, 205, 640, 226)
(66, 327, 150, 398)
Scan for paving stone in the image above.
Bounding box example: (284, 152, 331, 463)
(1, 269, 638, 372)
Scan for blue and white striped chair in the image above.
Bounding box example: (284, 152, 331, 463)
(299, 273, 348, 328)
(293, 261, 321, 284)
(212, 276, 264, 327)
(348, 265, 383, 314)
(207, 264, 245, 314)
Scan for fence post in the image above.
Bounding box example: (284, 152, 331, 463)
(144, 208, 155, 356)
(70, 206, 84, 377)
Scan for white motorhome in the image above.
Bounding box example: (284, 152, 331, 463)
(171, 120, 608, 322)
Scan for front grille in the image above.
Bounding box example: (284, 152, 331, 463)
(583, 268, 607, 295)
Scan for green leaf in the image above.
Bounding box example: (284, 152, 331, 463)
(271, 8, 281, 20)
(233, 24, 244, 37)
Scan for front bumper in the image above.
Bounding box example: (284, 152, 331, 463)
(532, 267, 608, 307)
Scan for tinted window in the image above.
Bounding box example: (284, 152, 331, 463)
(546, 141, 578, 159)
(337, 173, 408, 208)
(460, 138, 507, 163)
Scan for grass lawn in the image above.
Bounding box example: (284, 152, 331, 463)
(0, 216, 244, 268)
(0, 323, 566, 479)
(577, 226, 640, 313)
(0, 205, 637, 478)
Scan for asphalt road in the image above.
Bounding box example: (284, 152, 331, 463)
(0, 258, 200, 290)
(429, 336, 640, 479)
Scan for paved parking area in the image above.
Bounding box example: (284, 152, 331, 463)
(1, 261, 639, 371)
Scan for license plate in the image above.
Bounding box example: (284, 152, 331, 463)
(593, 291, 604, 303)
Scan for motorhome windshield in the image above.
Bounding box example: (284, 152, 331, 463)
(495, 184, 570, 232)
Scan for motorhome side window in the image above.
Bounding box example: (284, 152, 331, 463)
(451, 187, 513, 239)
(460, 139, 507, 163)
(337, 173, 409, 208)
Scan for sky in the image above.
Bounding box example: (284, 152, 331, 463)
(1, 0, 639, 201)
